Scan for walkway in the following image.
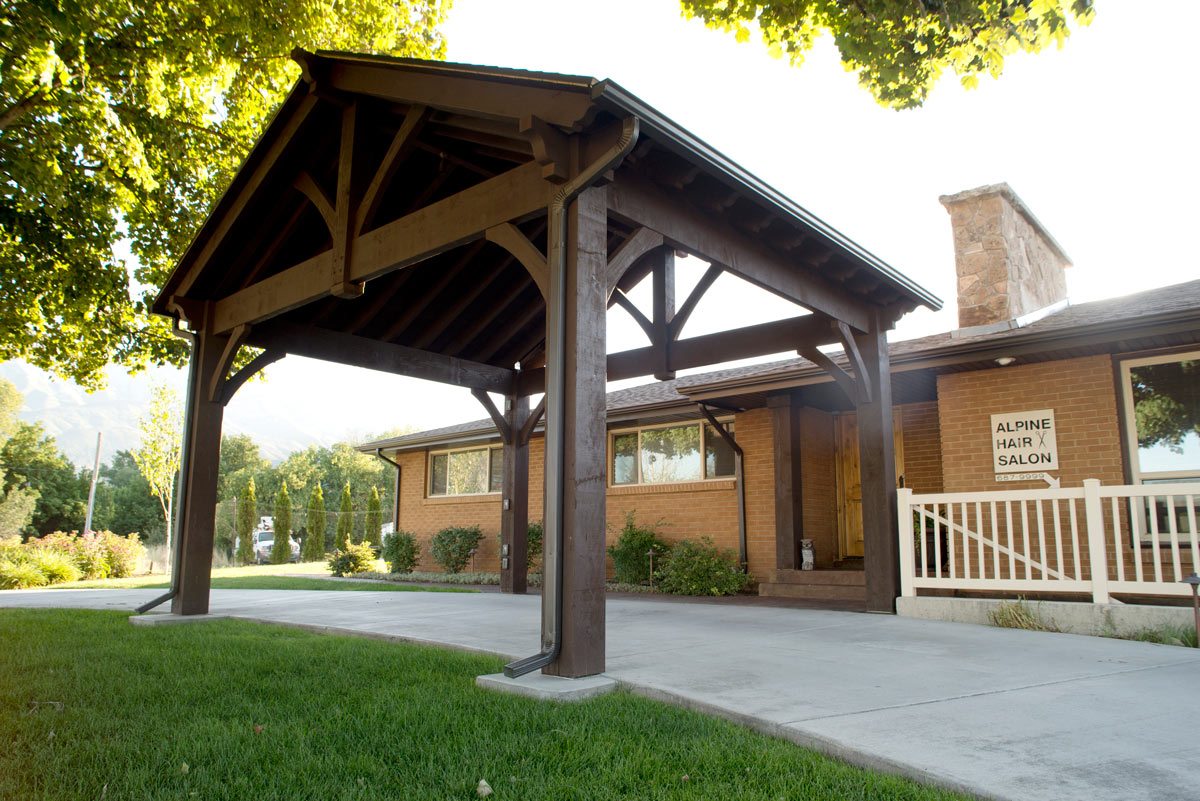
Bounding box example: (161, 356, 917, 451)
(3, 588, 1197, 801)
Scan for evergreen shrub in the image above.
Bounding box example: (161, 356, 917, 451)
(430, 525, 483, 574)
(327, 541, 376, 577)
(656, 537, 748, 596)
(606, 513, 671, 584)
(381, 530, 419, 573)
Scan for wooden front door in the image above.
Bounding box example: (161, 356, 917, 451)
(836, 411, 905, 559)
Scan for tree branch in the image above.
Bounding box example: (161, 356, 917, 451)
(0, 88, 46, 132)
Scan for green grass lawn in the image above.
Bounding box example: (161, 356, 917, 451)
(50, 561, 473, 593)
(0, 609, 967, 801)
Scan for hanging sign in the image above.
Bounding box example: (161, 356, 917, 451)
(991, 409, 1059, 473)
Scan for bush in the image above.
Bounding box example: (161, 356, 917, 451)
(27, 550, 82, 584)
(430, 525, 483, 574)
(97, 532, 143, 578)
(0, 558, 48, 589)
(381, 531, 419, 573)
(606, 514, 671, 584)
(327, 542, 377, 577)
(656, 538, 748, 596)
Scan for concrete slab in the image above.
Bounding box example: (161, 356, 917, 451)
(128, 612, 229, 626)
(476, 671, 617, 701)
(3, 587, 1198, 801)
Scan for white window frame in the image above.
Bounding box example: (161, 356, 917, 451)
(1119, 348, 1200, 484)
(427, 444, 503, 498)
(608, 418, 736, 488)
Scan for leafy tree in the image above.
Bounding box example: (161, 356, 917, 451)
(302, 484, 326, 562)
(0, 421, 85, 535)
(680, 0, 1094, 109)
(91, 450, 163, 543)
(365, 486, 382, 548)
(0, 1, 452, 389)
(131, 385, 182, 551)
(336, 482, 354, 550)
(236, 478, 257, 565)
(271, 482, 292, 564)
(219, 434, 268, 500)
(0, 379, 37, 537)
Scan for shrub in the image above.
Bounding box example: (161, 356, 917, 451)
(656, 538, 748, 596)
(97, 532, 143, 578)
(381, 531, 419, 573)
(430, 525, 483, 574)
(27, 549, 82, 584)
(327, 541, 377, 577)
(0, 558, 48, 589)
(606, 514, 671, 584)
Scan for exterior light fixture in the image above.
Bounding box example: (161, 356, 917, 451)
(995, 356, 1016, 367)
(1183, 573, 1200, 648)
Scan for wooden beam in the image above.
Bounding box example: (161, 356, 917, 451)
(650, 246, 675, 381)
(356, 104, 431, 235)
(607, 173, 872, 331)
(604, 227, 663, 298)
(174, 93, 319, 298)
(519, 395, 546, 446)
(247, 321, 514, 394)
(521, 114, 569, 183)
(610, 290, 654, 341)
(669, 263, 722, 340)
(767, 394, 802, 571)
(293, 172, 336, 231)
(217, 349, 285, 406)
(211, 161, 554, 335)
(500, 394, 530, 594)
(206, 324, 249, 404)
(379, 240, 485, 343)
(606, 313, 836, 382)
(323, 58, 596, 129)
(486, 223, 549, 299)
(329, 102, 361, 299)
(798, 345, 860, 405)
(471, 388, 511, 443)
(836, 320, 872, 403)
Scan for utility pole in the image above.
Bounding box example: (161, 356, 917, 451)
(83, 432, 102, 535)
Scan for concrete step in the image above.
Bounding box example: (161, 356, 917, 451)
(758, 581, 867, 601)
(769, 569, 866, 586)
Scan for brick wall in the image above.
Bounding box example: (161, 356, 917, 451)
(901, 401, 943, 494)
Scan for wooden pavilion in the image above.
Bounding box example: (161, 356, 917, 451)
(150, 50, 940, 678)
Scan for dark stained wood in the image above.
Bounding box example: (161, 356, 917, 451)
(855, 314, 899, 612)
(650, 246, 675, 380)
(329, 102, 362, 299)
(378, 241, 486, 343)
(798, 344, 860, 404)
(607, 173, 873, 332)
(544, 187, 607, 679)
(248, 321, 515, 394)
(486, 222, 549, 299)
(500, 394, 530, 594)
(520, 395, 546, 445)
(604, 226, 663, 298)
(174, 93, 319, 298)
(206, 323, 249, 404)
(173, 317, 228, 615)
(471, 388, 511, 443)
(356, 103, 431, 234)
(212, 161, 553, 335)
(521, 114, 569, 183)
(609, 290, 654, 341)
(217, 348, 285, 406)
(669, 263, 722, 340)
(836, 321, 872, 403)
(474, 299, 543, 363)
(767, 394, 801, 571)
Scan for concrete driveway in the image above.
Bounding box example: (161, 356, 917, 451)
(3, 588, 1197, 801)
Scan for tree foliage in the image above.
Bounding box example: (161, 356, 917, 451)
(271, 481, 292, 564)
(0, 0, 451, 388)
(302, 483, 326, 562)
(679, 0, 1094, 108)
(236, 478, 257, 565)
(92, 450, 163, 544)
(365, 486, 382, 547)
(131, 384, 181, 548)
(0, 378, 37, 537)
(0, 420, 85, 536)
(1130, 359, 1200, 454)
(336, 482, 354, 550)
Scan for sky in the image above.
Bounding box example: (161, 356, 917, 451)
(5, 0, 1200, 465)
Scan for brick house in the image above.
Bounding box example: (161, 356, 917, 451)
(360, 184, 1200, 604)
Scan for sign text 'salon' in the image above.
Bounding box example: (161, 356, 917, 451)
(991, 409, 1059, 474)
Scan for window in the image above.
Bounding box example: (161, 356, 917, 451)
(1120, 350, 1200, 482)
(428, 445, 503, 497)
(609, 420, 735, 486)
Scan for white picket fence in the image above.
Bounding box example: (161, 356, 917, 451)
(897, 479, 1199, 603)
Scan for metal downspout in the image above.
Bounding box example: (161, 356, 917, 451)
(504, 116, 640, 678)
(136, 323, 197, 614)
(373, 449, 402, 533)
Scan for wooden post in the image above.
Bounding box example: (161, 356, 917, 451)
(544, 186, 608, 678)
(650, 245, 675, 381)
(854, 314, 899, 612)
(768, 394, 802, 571)
(172, 322, 228, 615)
(501, 393, 530, 594)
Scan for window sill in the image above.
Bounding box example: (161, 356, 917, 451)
(608, 479, 736, 496)
(425, 493, 501, 505)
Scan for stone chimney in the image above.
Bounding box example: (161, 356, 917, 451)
(940, 184, 1071, 330)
